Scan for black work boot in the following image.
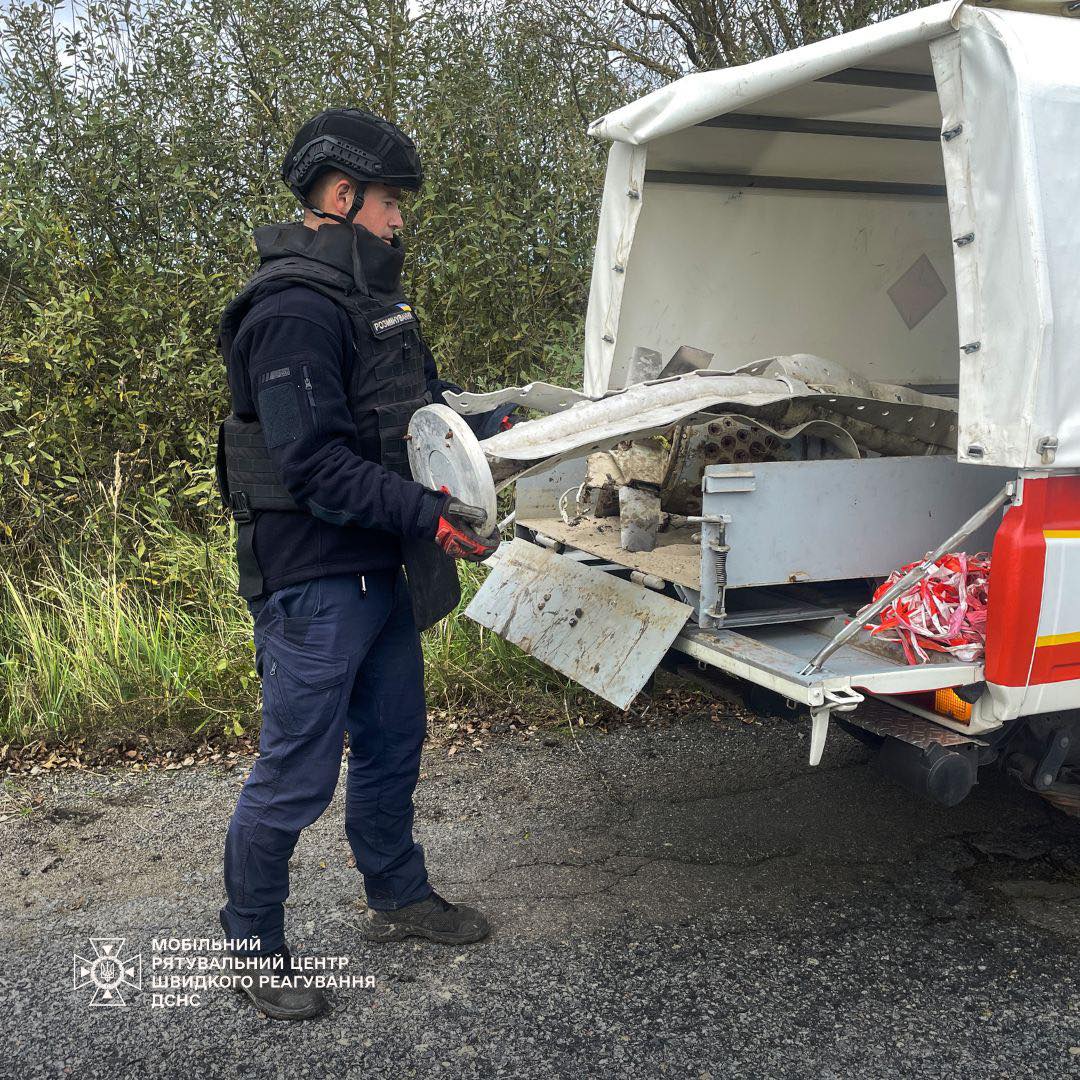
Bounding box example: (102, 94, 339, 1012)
(229, 944, 329, 1021)
(360, 891, 490, 945)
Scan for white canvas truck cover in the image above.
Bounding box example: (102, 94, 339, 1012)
(583, 1, 1080, 470)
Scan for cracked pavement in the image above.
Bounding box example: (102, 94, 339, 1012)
(2, 707, 1079, 1078)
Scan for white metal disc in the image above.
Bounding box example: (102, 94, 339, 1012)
(407, 404, 497, 533)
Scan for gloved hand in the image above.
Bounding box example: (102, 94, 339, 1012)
(474, 404, 519, 440)
(435, 496, 501, 563)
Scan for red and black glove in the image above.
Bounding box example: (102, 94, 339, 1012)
(435, 495, 501, 563)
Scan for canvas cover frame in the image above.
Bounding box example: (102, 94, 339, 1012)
(583, 1, 1080, 469)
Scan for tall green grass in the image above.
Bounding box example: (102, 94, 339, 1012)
(0, 508, 568, 746)
(0, 514, 254, 743)
(423, 562, 572, 711)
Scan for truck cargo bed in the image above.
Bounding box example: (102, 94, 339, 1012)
(674, 618, 983, 710)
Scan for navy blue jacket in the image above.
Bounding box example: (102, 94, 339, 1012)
(227, 282, 453, 595)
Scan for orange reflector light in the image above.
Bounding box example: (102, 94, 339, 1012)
(934, 688, 973, 724)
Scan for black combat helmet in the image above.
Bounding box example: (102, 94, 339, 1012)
(281, 108, 423, 222)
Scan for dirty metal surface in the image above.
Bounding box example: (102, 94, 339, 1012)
(464, 539, 691, 709)
(514, 459, 589, 519)
(673, 620, 985, 706)
(731, 354, 957, 412)
(659, 343, 714, 378)
(585, 416, 822, 518)
(517, 515, 702, 590)
(702, 456, 1010, 589)
(674, 624, 830, 706)
(407, 404, 497, 533)
(619, 486, 661, 552)
(587, 438, 668, 489)
(480, 359, 960, 481)
(480, 371, 804, 465)
(622, 345, 663, 387)
(731, 353, 878, 396)
(740, 618, 984, 688)
(844, 697, 980, 749)
(444, 382, 594, 417)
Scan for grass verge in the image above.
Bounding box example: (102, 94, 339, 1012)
(0, 512, 575, 748)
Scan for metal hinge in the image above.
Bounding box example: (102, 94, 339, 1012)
(1037, 436, 1058, 465)
(806, 689, 865, 768)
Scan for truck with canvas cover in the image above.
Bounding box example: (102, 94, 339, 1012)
(406, 0, 1080, 812)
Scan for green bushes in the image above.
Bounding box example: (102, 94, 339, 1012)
(0, 0, 620, 548)
(0, 0, 622, 742)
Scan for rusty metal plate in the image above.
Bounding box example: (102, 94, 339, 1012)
(464, 539, 692, 709)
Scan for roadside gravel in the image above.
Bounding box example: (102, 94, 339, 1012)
(2, 708, 1078, 1078)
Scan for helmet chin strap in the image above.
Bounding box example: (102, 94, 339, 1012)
(299, 182, 366, 225)
(296, 182, 369, 293)
(344, 184, 365, 223)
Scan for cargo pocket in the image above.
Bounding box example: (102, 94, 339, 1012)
(263, 633, 349, 739)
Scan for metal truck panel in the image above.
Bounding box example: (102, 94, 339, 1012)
(700, 456, 1011, 590)
(673, 621, 986, 707)
(464, 539, 691, 709)
(978, 473, 1080, 722)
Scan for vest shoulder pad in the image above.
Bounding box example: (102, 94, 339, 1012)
(218, 258, 356, 353)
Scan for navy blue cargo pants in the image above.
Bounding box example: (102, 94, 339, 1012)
(220, 569, 431, 953)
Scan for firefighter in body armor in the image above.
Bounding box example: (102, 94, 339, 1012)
(216, 109, 507, 1021)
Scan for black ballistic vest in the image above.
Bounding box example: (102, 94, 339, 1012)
(217, 224, 431, 512)
(215, 223, 459, 624)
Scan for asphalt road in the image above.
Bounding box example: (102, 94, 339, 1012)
(2, 707, 1079, 1079)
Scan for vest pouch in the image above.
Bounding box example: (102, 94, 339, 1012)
(373, 402, 415, 477)
(262, 631, 350, 739)
(215, 420, 231, 510)
(221, 415, 299, 512)
(402, 538, 461, 631)
(352, 321, 426, 444)
(372, 353, 422, 386)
